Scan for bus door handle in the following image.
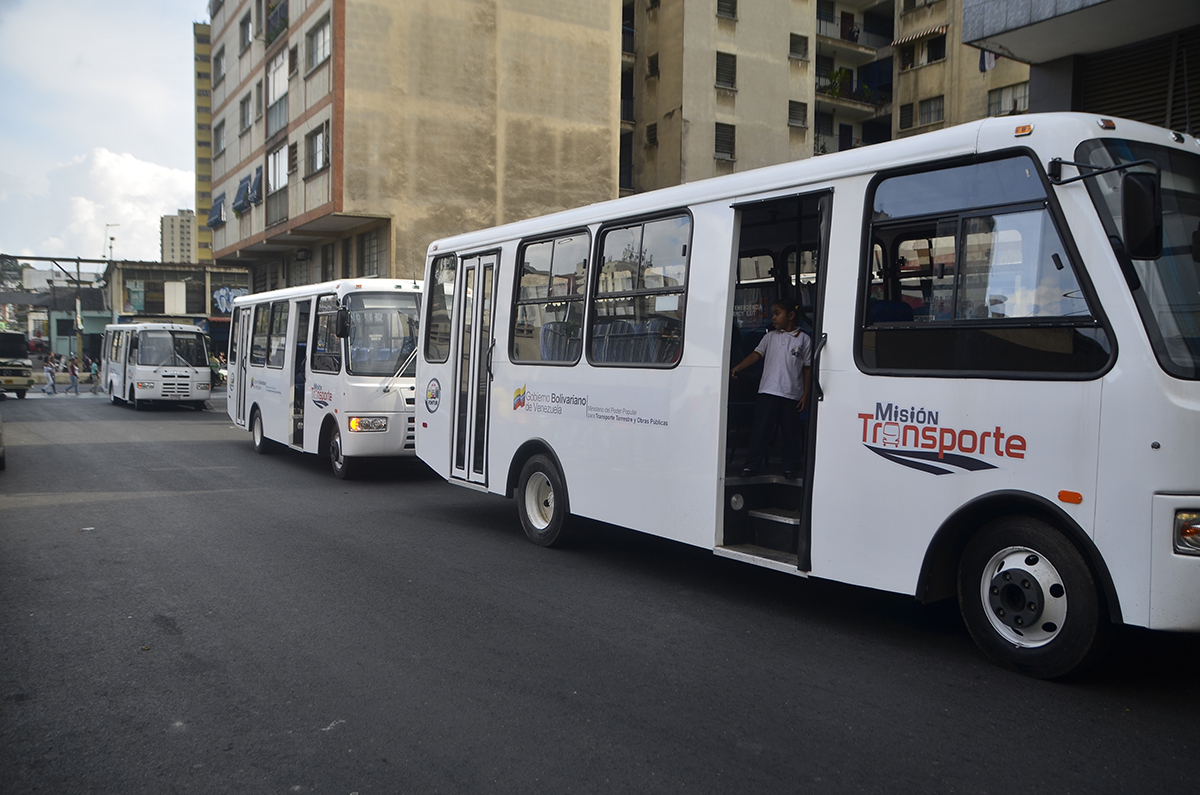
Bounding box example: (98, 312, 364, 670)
(486, 340, 495, 382)
(812, 332, 827, 402)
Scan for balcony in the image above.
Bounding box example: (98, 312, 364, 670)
(816, 72, 891, 111)
(622, 26, 635, 54)
(266, 0, 288, 46)
(621, 97, 634, 123)
(266, 186, 288, 227)
(266, 94, 288, 138)
(816, 17, 892, 51)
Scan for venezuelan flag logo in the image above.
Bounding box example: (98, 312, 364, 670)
(513, 385, 526, 410)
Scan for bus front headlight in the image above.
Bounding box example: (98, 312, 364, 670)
(1174, 511, 1200, 556)
(348, 416, 387, 432)
(136, 381, 154, 389)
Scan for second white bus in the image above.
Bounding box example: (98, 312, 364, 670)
(227, 279, 422, 478)
(417, 113, 1200, 678)
(102, 322, 212, 410)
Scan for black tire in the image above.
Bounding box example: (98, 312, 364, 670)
(516, 454, 571, 547)
(130, 386, 144, 411)
(957, 515, 1112, 679)
(251, 409, 273, 454)
(328, 425, 355, 479)
(191, 401, 206, 411)
(109, 383, 120, 405)
(15, 390, 25, 399)
(0, 451, 5, 470)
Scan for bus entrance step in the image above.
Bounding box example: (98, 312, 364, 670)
(747, 508, 802, 525)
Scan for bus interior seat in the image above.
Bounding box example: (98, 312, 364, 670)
(540, 322, 581, 361)
(868, 299, 914, 323)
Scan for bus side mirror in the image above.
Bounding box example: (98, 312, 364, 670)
(336, 307, 351, 338)
(1121, 171, 1162, 260)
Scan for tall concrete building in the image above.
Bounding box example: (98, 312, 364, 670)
(195, 23, 215, 264)
(160, 209, 199, 264)
(205, 0, 621, 288)
(622, 0, 1029, 194)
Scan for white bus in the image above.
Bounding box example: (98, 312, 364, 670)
(416, 113, 1200, 678)
(102, 323, 212, 410)
(227, 279, 422, 478)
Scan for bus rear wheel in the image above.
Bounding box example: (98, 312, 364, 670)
(328, 425, 356, 479)
(252, 410, 273, 454)
(15, 390, 25, 399)
(957, 515, 1111, 679)
(517, 454, 571, 547)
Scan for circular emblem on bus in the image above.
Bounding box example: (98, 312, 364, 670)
(425, 378, 441, 413)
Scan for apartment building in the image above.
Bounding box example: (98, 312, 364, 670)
(204, 0, 621, 288)
(160, 209, 199, 264)
(195, 24, 215, 264)
(892, 0, 1028, 139)
(621, 0, 1028, 194)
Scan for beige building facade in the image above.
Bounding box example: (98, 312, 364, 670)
(205, 0, 621, 287)
(623, 0, 1029, 194)
(195, 23, 215, 264)
(160, 209, 199, 264)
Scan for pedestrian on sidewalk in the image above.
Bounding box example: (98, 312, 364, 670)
(42, 359, 57, 394)
(89, 359, 100, 394)
(66, 358, 80, 395)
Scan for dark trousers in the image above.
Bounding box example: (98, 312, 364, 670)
(745, 392, 803, 471)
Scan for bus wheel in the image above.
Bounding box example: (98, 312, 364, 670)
(109, 384, 120, 405)
(328, 426, 355, 479)
(957, 516, 1110, 679)
(517, 455, 571, 547)
(130, 387, 144, 411)
(15, 390, 25, 399)
(252, 410, 273, 455)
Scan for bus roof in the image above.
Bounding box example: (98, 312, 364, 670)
(231, 278, 423, 307)
(426, 112, 1199, 256)
(104, 322, 207, 333)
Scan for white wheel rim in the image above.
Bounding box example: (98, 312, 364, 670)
(980, 545, 1068, 648)
(524, 472, 554, 531)
(254, 417, 262, 445)
(330, 432, 343, 470)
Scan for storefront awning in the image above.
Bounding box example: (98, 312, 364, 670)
(207, 193, 226, 229)
(892, 24, 948, 47)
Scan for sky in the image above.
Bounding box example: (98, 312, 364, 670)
(0, 0, 209, 270)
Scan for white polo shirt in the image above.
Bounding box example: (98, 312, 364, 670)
(754, 327, 811, 401)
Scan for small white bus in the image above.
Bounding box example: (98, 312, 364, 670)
(417, 113, 1200, 678)
(102, 322, 212, 410)
(227, 279, 422, 478)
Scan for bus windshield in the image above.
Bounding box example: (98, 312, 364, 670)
(0, 332, 28, 360)
(137, 330, 209, 368)
(1077, 139, 1200, 379)
(345, 292, 421, 377)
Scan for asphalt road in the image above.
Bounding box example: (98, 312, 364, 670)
(2, 393, 1198, 794)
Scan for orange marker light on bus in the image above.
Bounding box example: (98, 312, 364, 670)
(1058, 490, 1083, 505)
(1014, 125, 1034, 137)
(1097, 118, 1116, 130)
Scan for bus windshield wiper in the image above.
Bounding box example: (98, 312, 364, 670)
(382, 347, 419, 393)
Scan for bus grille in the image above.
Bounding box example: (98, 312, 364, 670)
(405, 415, 415, 449)
(161, 374, 192, 397)
(0, 368, 30, 377)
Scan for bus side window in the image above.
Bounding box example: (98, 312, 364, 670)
(424, 255, 456, 363)
(511, 233, 587, 364)
(311, 295, 342, 373)
(250, 305, 270, 366)
(860, 156, 1111, 375)
(267, 301, 289, 368)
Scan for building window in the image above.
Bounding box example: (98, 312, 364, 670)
(815, 53, 834, 79)
(647, 53, 659, 78)
(927, 34, 946, 63)
(307, 16, 331, 71)
(715, 52, 737, 89)
(817, 0, 836, 22)
(287, 142, 298, 174)
(918, 95, 944, 125)
(320, 244, 335, 282)
(358, 230, 380, 277)
(255, 80, 263, 118)
(899, 103, 914, 129)
(715, 123, 735, 160)
(717, 0, 737, 19)
(197, 71, 210, 81)
(646, 122, 658, 147)
(589, 215, 690, 366)
(213, 46, 226, 85)
(268, 145, 288, 193)
(306, 121, 330, 174)
(788, 101, 808, 128)
(989, 82, 1030, 116)
(511, 232, 590, 363)
(213, 121, 226, 155)
(789, 34, 809, 61)
(239, 12, 252, 51)
(289, 45, 299, 76)
(267, 50, 288, 137)
(239, 94, 252, 131)
(900, 44, 915, 71)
